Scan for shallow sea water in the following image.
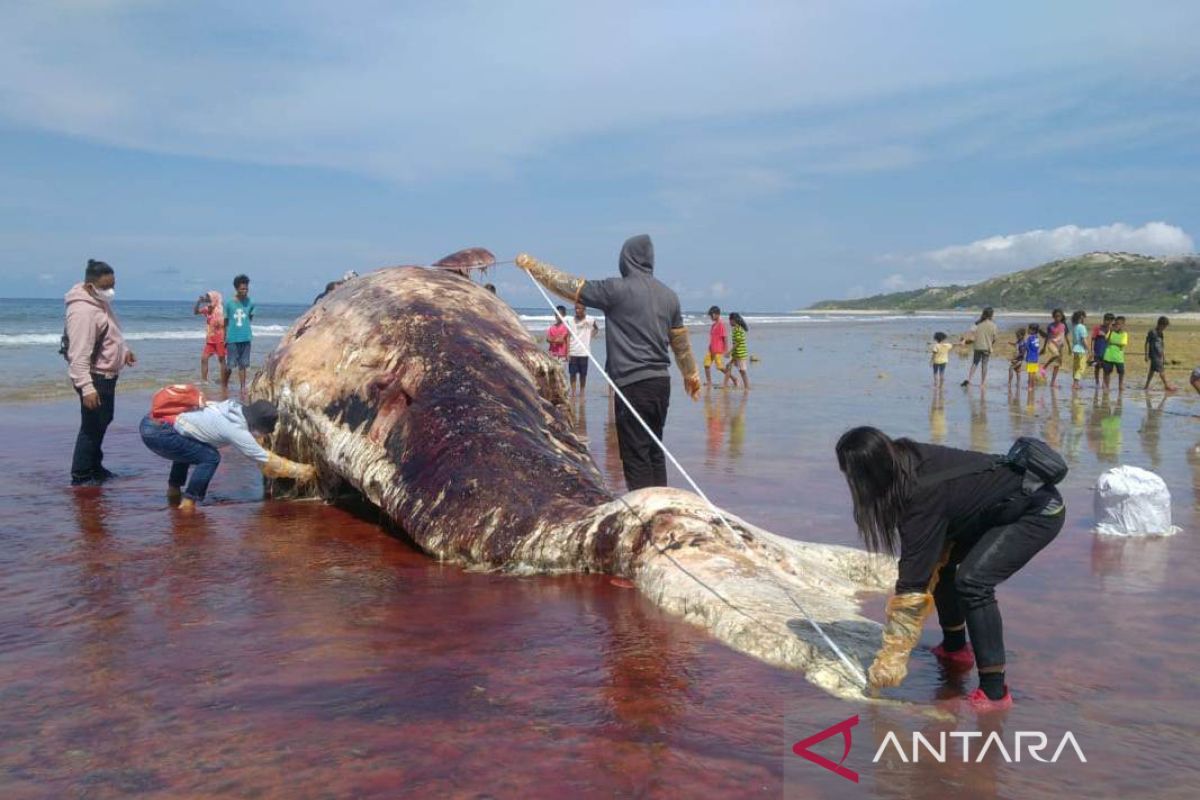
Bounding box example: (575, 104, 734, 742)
(1, 317, 1197, 798)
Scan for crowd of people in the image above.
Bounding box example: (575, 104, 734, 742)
(933, 306, 1192, 395)
(545, 301, 753, 396)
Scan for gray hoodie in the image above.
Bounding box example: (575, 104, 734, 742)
(578, 235, 683, 388)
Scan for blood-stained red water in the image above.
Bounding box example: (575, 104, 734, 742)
(2, 318, 1199, 798)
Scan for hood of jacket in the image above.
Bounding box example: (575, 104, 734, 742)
(210, 399, 250, 429)
(618, 234, 654, 278)
(65, 282, 108, 313)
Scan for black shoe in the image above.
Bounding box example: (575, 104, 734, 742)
(71, 477, 101, 487)
(960, 380, 970, 387)
(94, 468, 119, 482)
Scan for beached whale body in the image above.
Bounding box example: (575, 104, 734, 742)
(251, 251, 896, 699)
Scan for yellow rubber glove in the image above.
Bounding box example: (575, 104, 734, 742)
(867, 592, 934, 689)
(515, 253, 586, 302)
(261, 452, 317, 482)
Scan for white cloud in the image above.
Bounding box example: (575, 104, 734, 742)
(881, 273, 908, 291)
(0, 3, 1197, 182)
(897, 222, 1193, 277)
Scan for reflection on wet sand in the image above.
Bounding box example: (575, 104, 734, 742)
(1090, 534, 1172, 594)
(968, 389, 990, 452)
(1090, 394, 1124, 463)
(1138, 395, 1165, 468)
(929, 390, 946, 444)
(603, 395, 624, 493)
(703, 390, 749, 469)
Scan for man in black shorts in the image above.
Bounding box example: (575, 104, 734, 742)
(566, 301, 600, 396)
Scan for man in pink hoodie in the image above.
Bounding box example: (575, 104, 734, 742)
(65, 259, 137, 486)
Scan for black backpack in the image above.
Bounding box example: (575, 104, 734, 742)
(918, 437, 1067, 493)
(59, 321, 109, 364)
(1005, 436, 1068, 490)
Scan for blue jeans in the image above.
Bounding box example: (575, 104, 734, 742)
(139, 415, 221, 501)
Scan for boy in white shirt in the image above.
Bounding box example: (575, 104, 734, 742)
(566, 301, 601, 395)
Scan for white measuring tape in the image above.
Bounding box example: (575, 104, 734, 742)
(522, 269, 868, 689)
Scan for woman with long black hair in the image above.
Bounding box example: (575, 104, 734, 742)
(835, 426, 1065, 711)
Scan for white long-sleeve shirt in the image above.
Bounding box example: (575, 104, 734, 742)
(174, 400, 270, 463)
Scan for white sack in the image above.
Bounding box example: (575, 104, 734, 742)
(1094, 465, 1180, 537)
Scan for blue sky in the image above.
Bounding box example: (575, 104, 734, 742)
(1, 1, 1197, 308)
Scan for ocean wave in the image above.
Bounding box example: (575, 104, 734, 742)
(0, 325, 289, 347)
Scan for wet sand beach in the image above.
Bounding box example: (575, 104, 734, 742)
(2, 317, 1198, 798)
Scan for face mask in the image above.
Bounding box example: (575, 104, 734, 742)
(96, 287, 115, 302)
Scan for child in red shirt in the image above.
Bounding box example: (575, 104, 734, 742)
(705, 305, 728, 386)
(546, 305, 570, 361)
(193, 291, 226, 383)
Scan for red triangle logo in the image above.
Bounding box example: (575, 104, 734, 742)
(792, 714, 859, 783)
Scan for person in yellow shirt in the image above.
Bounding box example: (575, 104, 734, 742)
(929, 331, 953, 388)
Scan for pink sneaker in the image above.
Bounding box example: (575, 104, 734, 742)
(966, 686, 1013, 713)
(931, 642, 975, 670)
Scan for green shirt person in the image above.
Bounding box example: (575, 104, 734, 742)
(222, 274, 256, 394)
(1101, 315, 1128, 392)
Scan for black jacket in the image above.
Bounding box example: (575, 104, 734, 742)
(895, 442, 1024, 593)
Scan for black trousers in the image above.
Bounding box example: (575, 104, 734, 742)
(71, 374, 118, 484)
(933, 487, 1065, 669)
(614, 376, 671, 491)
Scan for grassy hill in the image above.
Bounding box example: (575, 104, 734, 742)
(811, 252, 1200, 312)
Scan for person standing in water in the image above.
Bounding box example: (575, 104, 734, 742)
(722, 312, 751, 390)
(1091, 312, 1114, 386)
(1070, 310, 1088, 391)
(516, 235, 701, 490)
(566, 300, 600, 396)
(836, 426, 1065, 711)
(1007, 326, 1028, 391)
(64, 259, 138, 486)
(704, 306, 728, 387)
(546, 306, 570, 365)
(1043, 309, 1068, 389)
(1102, 315, 1128, 393)
(1023, 323, 1043, 393)
(961, 307, 998, 388)
(223, 275, 255, 395)
(1144, 316, 1177, 393)
(929, 331, 953, 389)
(194, 291, 226, 384)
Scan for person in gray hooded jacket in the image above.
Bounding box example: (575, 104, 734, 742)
(517, 235, 700, 490)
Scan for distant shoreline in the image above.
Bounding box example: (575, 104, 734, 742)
(803, 308, 1200, 320)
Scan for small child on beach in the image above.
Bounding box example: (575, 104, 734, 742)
(193, 291, 225, 384)
(1091, 313, 1114, 385)
(722, 313, 751, 390)
(1024, 324, 1042, 388)
(546, 306, 570, 362)
(705, 306, 728, 387)
(1070, 310, 1088, 390)
(929, 331, 953, 388)
(1144, 316, 1177, 393)
(1008, 326, 1028, 389)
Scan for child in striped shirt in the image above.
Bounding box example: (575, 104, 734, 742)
(723, 313, 751, 390)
